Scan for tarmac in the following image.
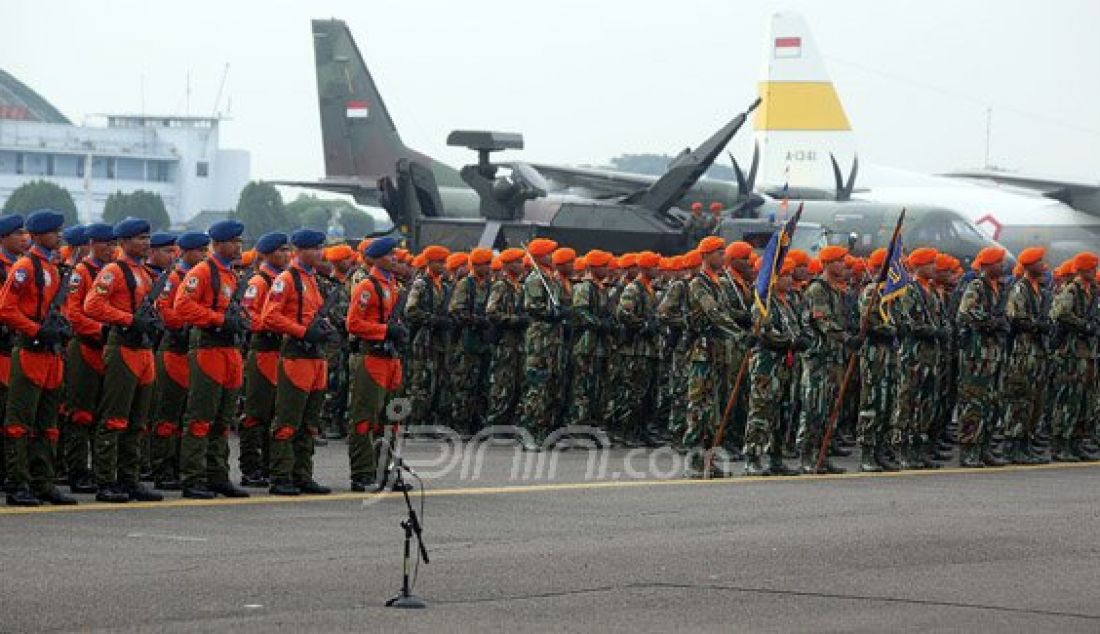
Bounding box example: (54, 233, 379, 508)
(2, 438, 1100, 632)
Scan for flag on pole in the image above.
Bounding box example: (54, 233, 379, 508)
(754, 202, 803, 318)
(878, 210, 909, 319)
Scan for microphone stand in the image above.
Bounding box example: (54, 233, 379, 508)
(385, 463, 430, 609)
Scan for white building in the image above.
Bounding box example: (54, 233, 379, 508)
(0, 69, 250, 224)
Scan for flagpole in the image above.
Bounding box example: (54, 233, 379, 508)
(706, 203, 803, 478)
(816, 209, 906, 471)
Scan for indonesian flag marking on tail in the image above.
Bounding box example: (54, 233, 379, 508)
(774, 37, 801, 59)
(346, 100, 369, 119)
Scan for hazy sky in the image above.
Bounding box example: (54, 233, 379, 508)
(6, 0, 1100, 183)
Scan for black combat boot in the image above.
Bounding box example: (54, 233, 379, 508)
(980, 440, 1008, 467)
(209, 481, 251, 498)
(767, 453, 800, 477)
(1071, 439, 1099, 462)
(182, 483, 217, 499)
(958, 445, 983, 468)
(239, 471, 269, 488)
(1052, 438, 1080, 463)
(95, 483, 130, 503)
(798, 445, 817, 475)
(919, 438, 943, 469)
(268, 479, 301, 496)
(295, 479, 332, 495)
(743, 453, 768, 476)
(897, 440, 919, 470)
(1023, 437, 1048, 464)
(122, 483, 164, 502)
(859, 445, 883, 473)
(350, 475, 376, 492)
(36, 486, 76, 505)
(6, 485, 41, 507)
(68, 470, 97, 494)
(874, 439, 900, 472)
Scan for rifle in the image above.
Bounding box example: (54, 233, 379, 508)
(39, 264, 74, 348)
(520, 242, 559, 309)
(817, 209, 906, 471)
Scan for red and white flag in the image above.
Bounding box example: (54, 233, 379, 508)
(774, 37, 801, 59)
(346, 100, 369, 119)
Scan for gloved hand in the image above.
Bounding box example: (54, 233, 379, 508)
(100, 323, 112, 343)
(304, 317, 332, 344)
(36, 321, 63, 346)
(131, 310, 161, 337)
(221, 311, 248, 336)
(385, 323, 409, 344)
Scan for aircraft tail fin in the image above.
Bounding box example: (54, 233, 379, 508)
(753, 12, 857, 192)
(311, 19, 417, 182)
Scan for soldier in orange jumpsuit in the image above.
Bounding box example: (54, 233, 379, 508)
(148, 232, 208, 490)
(83, 218, 164, 503)
(60, 223, 114, 494)
(1, 210, 75, 506)
(346, 237, 408, 491)
(137, 232, 179, 480)
(0, 214, 28, 492)
(239, 231, 289, 488)
(174, 220, 250, 500)
(260, 228, 334, 496)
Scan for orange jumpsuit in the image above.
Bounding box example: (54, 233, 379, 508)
(239, 262, 282, 479)
(148, 264, 192, 481)
(60, 256, 107, 479)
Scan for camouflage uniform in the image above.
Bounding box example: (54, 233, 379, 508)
(1049, 277, 1096, 460)
(796, 278, 850, 472)
(1001, 276, 1047, 463)
(318, 274, 351, 439)
(743, 294, 799, 471)
(519, 266, 565, 444)
(483, 274, 526, 428)
(403, 273, 450, 429)
(681, 270, 742, 474)
(568, 276, 608, 428)
(447, 274, 492, 436)
(955, 275, 1007, 465)
(600, 280, 625, 438)
(656, 277, 689, 443)
(611, 276, 659, 446)
(718, 270, 753, 454)
(890, 279, 941, 467)
(857, 283, 896, 467)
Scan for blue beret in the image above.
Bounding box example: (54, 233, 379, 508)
(0, 214, 25, 238)
(255, 231, 288, 255)
(25, 209, 65, 234)
(113, 217, 151, 239)
(364, 236, 399, 259)
(150, 232, 177, 248)
(290, 228, 326, 249)
(83, 223, 114, 243)
(177, 231, 210, 251)
(208, 219, 245, 242)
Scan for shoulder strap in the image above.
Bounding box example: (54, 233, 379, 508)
(257, 269, 273, 286)
(206, 259, 221, 311)
(118, 263, 138, 313)
(370, 276, 387, 324)
(288, 267, 305, 325)
(30, 256, 45, 321)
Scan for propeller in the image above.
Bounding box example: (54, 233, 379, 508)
(829, 152, 859, 202)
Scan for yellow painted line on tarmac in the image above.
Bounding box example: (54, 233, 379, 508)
(0, 460, 1097, 516)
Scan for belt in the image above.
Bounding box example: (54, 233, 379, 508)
(349, 339, 398, 358)
(109, 326, 154, 350)
(196, 328, 238, 349)
(249, 331, 282, 352)
(15, 334, 62, 354)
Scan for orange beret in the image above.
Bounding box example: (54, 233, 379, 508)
(691, 202, 703, 212)
(697, 236, 725, 254)
(780, 257, 796, 275)
(724, 241, 753, 260)
(619, 253, 638, 268)
(584, 249, 612, 267)
(681, 250, 702, 268)
(669, 255, 684, 270)
(972, 246, 1006, 268)
(1017, 247, 1045, 266)
(241, 249, 256, 267)
(908, 247, 938, 267)
(412, 254, 427, 269)
(499, 247, 525, 264)
(935, 253, 954, 271)
(491, 257, 503, 271)
(807, 258, 823, 275)
(636, 251, 661, 269)
(325, 244, 356, 262)
(528, 238, 557, 257)
(445, 252, 468, 272)
(819, 245, 848, 264)
(868, 248, 887, 268)
(659, 257, 673, 271)
(421, 245, 450, 262)
(849, 257, 867, 274)
(607, 257, 620, 270)
(709, 202, 723, 212)
(551, 247, 576, 265)
(1074, 251, 1099, 272)
(573, 256, 587, 272)
(787, 249, 809, 265)
(469, 247, 493, 266)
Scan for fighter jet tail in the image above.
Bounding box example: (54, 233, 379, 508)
(753, 12, 856, 192)
(311, 19, 463, 188)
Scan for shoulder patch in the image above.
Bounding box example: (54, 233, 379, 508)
(244, 285, 258, 299)
(359, 289, 371, 306)
(12, 268, 26, 286)
(184, 275, 200, 292)
(100, 270, 114, 285)
(271, 278, 285, 293)
(69, 272, 82, 289)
